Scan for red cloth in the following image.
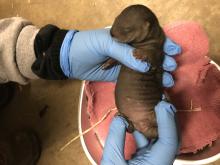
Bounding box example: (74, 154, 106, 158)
(172, 64, 220, 153)
(164, 22, 220, 153)
(84, 21, 220, 155)
(84, 82, 136, 160)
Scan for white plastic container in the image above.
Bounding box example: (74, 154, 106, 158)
(78, 60, 220, 165)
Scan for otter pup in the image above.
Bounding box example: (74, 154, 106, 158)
(106, 5, 166, 138)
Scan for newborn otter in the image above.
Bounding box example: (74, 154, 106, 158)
(107, 5, 166, 138)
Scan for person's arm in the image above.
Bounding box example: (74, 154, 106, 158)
(60, 29, 181, 82)
(0, 17, 38, 84)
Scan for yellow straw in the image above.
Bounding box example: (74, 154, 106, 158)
(60, 107, 117, 151)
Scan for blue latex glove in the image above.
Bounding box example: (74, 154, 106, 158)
(60, 29, 181, 85)
(101, 101, 179, 165)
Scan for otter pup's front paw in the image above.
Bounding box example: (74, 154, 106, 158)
(133, 48, 149, 61)
(101, 58, 119, 70)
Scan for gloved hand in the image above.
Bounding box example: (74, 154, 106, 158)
(101, 101, 179, 165)
(60, 28, 181, 85)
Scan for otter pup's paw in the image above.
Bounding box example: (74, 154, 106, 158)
(133, 48, 149, 61)
(101, 58, 119, 70)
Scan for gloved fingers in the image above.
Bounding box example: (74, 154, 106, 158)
(108, 116, 128, 152)
(128, 148, 152, 165)
(163, 37, 181, 56)
(154, 101, 178, 144)
(133, 131, 149, 149)
(140, 101, 179, 165)
(162, 72, 174, 87)
(155, 101, 176, 124)
(120, 53, 150, 73)
(106, 30, 181, 74)
(162, 37, 180, 88)
(163, 55, 177, 72)
(144, 139, 178, 165)
(107, 30, 150, 73)
(101, 116, 128, 164)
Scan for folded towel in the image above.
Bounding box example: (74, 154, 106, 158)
(165, 21, 220, 153)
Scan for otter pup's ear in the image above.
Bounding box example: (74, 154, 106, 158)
(142, 21, 150, 32)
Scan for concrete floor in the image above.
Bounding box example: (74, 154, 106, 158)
(0, 0, 220, 165)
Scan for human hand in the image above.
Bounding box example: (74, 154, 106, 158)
(61, 29, 181, 84)
(101, 101, 179, 165)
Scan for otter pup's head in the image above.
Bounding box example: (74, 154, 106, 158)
(110, 4, 160, 44)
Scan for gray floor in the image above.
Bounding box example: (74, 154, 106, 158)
(0, 0, 220, 165)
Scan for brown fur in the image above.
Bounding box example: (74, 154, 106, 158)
(108, 5, 166, 138)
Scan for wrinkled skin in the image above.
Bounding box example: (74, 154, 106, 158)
(115, 67, 162, 138)
(107, 5, 166, 138)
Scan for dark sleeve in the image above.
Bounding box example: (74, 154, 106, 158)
(32, 24, 68, 80)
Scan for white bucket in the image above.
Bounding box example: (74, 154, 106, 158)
(78, 60, 220, 165)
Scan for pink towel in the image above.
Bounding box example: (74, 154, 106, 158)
(164, 22, 220, 153)
(84, 21, 220, 155)
(85, 82, 136, 160)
